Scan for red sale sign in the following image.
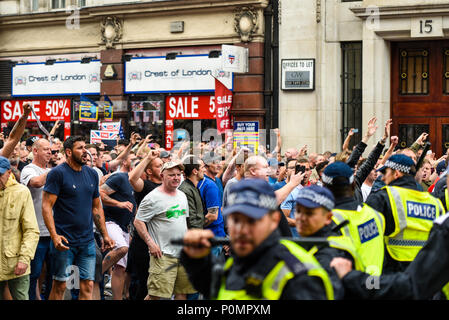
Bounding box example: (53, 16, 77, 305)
(1, 99, 71, 139)
(214, 78, 233, 134)
(165, 95, 216, 120)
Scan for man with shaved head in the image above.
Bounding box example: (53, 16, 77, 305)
(20, 138, 53, 300)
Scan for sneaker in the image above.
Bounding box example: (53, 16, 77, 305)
(104, 274, 112, 289)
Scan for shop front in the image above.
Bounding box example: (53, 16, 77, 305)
(3, 57, 102, 141)
(124, 46, 233, 150)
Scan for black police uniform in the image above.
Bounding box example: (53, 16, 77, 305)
(339, 213, 449, 300)
(299, 223, 354, 300)
(180, 229, 327, 300)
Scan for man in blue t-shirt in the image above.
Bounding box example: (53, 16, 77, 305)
(198, 154, 226, 256)
(100, 153, 137, 300)
(42, 136, 114, 300)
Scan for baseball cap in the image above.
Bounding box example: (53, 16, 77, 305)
(322, 161, 354, 185)
(377, 154, 415, 174)
(161, 161, 184, 173)
(223, 179, 278, 219)
(26, 136, 39, 147)
(160, 150, 171, 159)
(295, 185, 335, 211)
(0, 156, 11, 175)
(436, 160, 447, 175)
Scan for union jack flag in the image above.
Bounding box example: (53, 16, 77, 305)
(90, 130, 118, 144)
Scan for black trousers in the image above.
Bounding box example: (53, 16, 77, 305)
(126, 231, 150, 300)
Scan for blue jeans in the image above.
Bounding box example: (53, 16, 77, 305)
(50, 240, 96, 282)
(29, 237, 53, 300)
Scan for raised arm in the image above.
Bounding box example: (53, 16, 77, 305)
(0, 103, 31, 158)
(128, 149, 159, 192)
(108, 132, 140, 172)
(342, 128, 355, 152)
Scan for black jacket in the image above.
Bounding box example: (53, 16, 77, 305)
(340, 213, 449, 300)
(300, 223, 354, 300)
(365, 175, 436, 273)
(180, 229, 328, 300)
(350, 141, 385, 204)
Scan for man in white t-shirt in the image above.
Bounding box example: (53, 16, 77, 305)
(20, 138, 52, 300)
(133, 161, 196, 300)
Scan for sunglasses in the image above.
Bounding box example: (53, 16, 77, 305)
(51, 150, 59, 154)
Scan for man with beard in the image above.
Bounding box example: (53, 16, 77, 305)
(48, 143, 61, 168)
(42, 136, 114, 300)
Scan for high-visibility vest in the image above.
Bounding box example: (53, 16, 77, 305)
(216, 239, 334, 300)
(308, 235, 366, 272)
(332, 205, 385, 275)
(383, 186, 444, 262)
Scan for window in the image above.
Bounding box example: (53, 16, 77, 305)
(398, 124, 429, 149)
(79, 0, 86, 7)
(32, 0, 39, 11)
(399, 48, 429, 95)
(341, 42, 362, 149)
(0, 61, 12, 95)
(443, 49, 449, 94)
(51, 0, 66, 9)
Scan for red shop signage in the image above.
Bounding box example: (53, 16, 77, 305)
(165, 95, 218, 149)
(1, 99, 71, 139)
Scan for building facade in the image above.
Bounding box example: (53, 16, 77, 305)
(0, 0, 273, 150)
(280, 0, 449, 157)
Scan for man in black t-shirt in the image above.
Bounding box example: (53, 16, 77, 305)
(127, 150, 163, 300)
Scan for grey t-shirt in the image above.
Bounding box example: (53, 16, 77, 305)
(135, 187, 189, 258)
(222, 177, 240, 208)
(20, 163, 51, 237)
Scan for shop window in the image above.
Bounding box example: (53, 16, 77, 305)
(0, 61, 12, 95)
(129, 96, 165, 147)
(399, 48, 429, 95)
(341, 42, 362, 149)
(51, 0, 65, 9)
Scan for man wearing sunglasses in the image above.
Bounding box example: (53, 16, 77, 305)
(49, 144, 60, 168)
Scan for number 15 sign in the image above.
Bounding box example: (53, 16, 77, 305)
(281, 59, 315, 91)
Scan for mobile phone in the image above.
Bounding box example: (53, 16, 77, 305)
(295, 164, 306, 174)
(352, 129, 359, 133)
(148, 143, 155, 149)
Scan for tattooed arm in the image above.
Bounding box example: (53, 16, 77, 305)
(100, 183, 134, 212)
(204, 207, 218, 227)
(92, 197, 114, 251)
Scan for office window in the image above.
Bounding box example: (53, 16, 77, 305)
(51, 0, 66, 9)
(341, 42, 362, 149)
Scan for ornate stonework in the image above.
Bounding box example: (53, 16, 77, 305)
(100, 16, 123, 49)
(234, 6, 258, 43)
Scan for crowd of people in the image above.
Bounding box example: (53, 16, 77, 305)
(1, 103, 449, 300)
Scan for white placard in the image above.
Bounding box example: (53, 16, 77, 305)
(12, 60, 101, 96)
(125, 54, 233, 93)
(281, 59, 315, 91)
(221, 45, 249, 73)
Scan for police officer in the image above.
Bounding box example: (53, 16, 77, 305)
(366, 154, 444, 273)
(322, 161, 385, 275)
(330, 212, 449, 300)
(180, 179, 334, 300)
(294, 185, 364, 299)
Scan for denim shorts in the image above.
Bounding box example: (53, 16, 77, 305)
(50, 240, 96, 282)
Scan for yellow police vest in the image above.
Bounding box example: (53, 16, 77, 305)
(332, 205, 385, 275)
(216, 239, 334, 300)
(308, 235, 366, 272)
(383, 186, 444, 262)
(444, 188, 449, 211)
